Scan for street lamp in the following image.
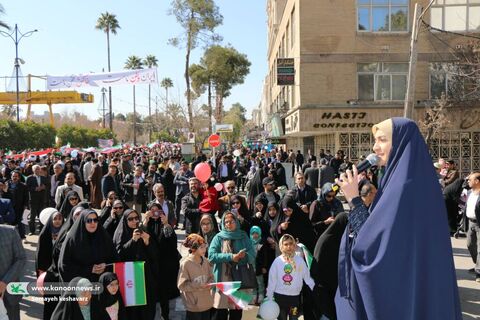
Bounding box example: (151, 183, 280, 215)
(0, 24, 38, 122)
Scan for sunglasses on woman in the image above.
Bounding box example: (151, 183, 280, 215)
(86, 218, 99, 224)
(231, 201, 240, 205)
(69, 197, 79, 201)
(127, 216, 140, 222)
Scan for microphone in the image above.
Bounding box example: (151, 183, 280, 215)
(354, 153, 380, 174)
(332, 153, 380, 191)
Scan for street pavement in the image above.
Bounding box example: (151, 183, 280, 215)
(17, 229, 480, 320)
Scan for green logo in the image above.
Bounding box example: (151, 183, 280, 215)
(6, 282, 28, 295)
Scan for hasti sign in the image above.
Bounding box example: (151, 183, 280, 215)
(285, 111, 375, 133)
(277, 58, 295, 86)
(313, 112, 375, 129)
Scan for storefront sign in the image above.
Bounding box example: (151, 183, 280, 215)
(277, 58, 295, 86)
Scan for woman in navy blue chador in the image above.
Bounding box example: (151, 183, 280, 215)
(335, 118, 461, 319)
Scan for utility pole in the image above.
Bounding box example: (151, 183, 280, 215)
(404, 0, 435, 119)
(101, 88, 107, 128)
(148, 84, 152, 143)
(133, 85, 137, 146)
(155, 96, 159, 128)
(0, 24, 38, 122)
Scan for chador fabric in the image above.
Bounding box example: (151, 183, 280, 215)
(58, 190, 80, 218)
(58, 209, 117, 283)
(271, 196, 316, 252)
(310, 183, 344, 238)
(335, 118, 462, 320)
(35, 210, 63, 276)
(97, 272, 127, 320)
(312, 212, 348, 320)
(51, 277, 101, 320)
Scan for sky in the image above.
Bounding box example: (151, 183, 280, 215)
(0, 0, 267, 122)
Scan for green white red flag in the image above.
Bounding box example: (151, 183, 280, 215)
(210, 281, 253, 309)
(297, 243, 314, 270)
(114, 261, 147, 306)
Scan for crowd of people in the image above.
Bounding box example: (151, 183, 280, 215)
(0, 117, 472, 320)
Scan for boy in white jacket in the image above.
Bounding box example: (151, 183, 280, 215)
(266, 234, 315, 320)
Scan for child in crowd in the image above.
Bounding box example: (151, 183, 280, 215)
(199, 178, 220, 217)
(177, 234, 214, 320)
(250, 226, 265, 305)
(266, 234, 315, 320)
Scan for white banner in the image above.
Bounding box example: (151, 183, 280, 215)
(46, 68, 158, 89)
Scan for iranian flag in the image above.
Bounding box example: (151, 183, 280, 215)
(114, 261, 147, 306)
(210, 281, 253, 310)
(297, 243, 314, 270)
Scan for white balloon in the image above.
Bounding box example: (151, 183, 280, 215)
(71, 150, 78, 158)
(259, 299, 280, 320)
(39, 207, 60, 225)
(233, 149, 241, 157)
(214, 182, 224, 192)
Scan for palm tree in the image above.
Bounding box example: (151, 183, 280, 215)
(95, 12, 120, 131)
(160, 78, 174, 110)
(124, 55, 143, 146)
(143, 55, 158, 142)
(0, 4, 9, 30)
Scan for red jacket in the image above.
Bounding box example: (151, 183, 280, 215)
(199, 186, 220, 214)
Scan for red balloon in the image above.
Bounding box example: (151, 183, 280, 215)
(194, 162, 211, 183)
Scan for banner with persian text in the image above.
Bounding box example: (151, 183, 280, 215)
(46, 68, 158, 89)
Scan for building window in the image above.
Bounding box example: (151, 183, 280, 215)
(431, 0, 480, 32)
(357, 63, 408, 101)
(357, 0, 409, 32)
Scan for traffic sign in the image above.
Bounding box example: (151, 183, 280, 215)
(208, 134, 221, 147)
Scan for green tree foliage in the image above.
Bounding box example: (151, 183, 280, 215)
(0, 120, 116, 150)
(114, 113, 126, 121)
(221, 102, 247, 142)
(168, 0, 223, 132)
(0, 4, 9, 30)
(152, 130, 178, 143)
(95, 12, 120, 130)
(56, 125, 115, 148)
(201, 45, 250, 122)
(0, 121, 55, 150)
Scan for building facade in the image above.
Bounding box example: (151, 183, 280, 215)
(263, 0, 480, 175)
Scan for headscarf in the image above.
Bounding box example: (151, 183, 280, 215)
(36, 211, 63, 276)
(230, 195, 251, 219)
(97, 272, 125, 313)
(250, 225, 262, 245)
(247, 168, 266, 210)
(336, 118, 462, 320)
(112, 209, 140, 249)
(271, 196, 316, 251)
(254, 194, 268, 216)
(58, 209, 116, 283)
(145, 202, 170, 241)
(199, 214, 218, 246)
(217, 212, 246, 240)
(317, 182, 343, 216)
(59, 190, 80, 218)
(51, 277, 99, 320)
(48, 202, 90, 278)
